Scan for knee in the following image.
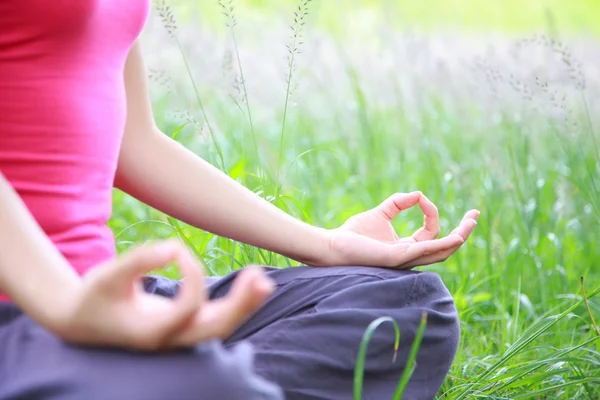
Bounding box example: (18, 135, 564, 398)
(363, 269, 458, 317)
(373, 270, 460, 348)
(408, 272, 460, 354)
(410, 272, 458, 314)
(374, 272, 459, 394)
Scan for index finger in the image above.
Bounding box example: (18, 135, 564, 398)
(374, 192, 422, 221)
(118, 241, 206, 320)
(158, 246, 206, 336)
(98, 240, 197, 294)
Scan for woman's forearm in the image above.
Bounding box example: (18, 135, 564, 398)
(114, 132, 333, 266)
(0, 173, 80, 329)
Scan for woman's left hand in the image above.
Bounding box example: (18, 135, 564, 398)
(321, 192, 479, 269)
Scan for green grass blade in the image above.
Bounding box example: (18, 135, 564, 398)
(167, 216, 218, 276)
(393, 312, 428, 400)
(354, 316, 401, 400)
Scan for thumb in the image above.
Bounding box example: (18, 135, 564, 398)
(151, 244, 206, 344)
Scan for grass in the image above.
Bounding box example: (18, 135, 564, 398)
(110, 1, 600, 398)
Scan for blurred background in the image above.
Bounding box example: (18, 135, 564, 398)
(111, 1, 600, 398)
(161, 0, 600, 35)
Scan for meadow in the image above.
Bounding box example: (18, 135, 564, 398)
(109, 1, 600, 398)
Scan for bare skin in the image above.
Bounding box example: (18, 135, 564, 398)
(0, 175, 274, 351)
(116, 42, 479, 269)
(0, 41, 479, 352)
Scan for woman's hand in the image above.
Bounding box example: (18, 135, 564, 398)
(53, 241, 274, 351)
(323, 192, 479, 269)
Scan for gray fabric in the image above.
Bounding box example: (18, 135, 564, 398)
(0, 266, 459, 400)
(0, 307, 283, 400)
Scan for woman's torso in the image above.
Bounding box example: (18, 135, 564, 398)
(0, 0, 150, 301)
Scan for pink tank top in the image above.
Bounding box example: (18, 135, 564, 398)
(0, 0, 150, 301)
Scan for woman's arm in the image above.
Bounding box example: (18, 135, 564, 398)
(115, 42, 332, 266)
(0, 173, 80, 330)
(115, 42, 478, 269)
(0, 173, 274, 349)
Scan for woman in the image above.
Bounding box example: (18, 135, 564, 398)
(0, 1, 479, 399)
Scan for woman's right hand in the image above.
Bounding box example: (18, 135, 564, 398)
(52, 240, 274, 351)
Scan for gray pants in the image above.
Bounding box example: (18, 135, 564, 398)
(0, 266, 459, 400)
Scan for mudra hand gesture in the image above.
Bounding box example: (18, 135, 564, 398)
(324, 191, 479, 269)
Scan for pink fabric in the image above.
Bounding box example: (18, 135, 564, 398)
(0, 0, 150, 301)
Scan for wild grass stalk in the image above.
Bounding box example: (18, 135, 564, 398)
(155, 0, 228, 173)
(274, 0, 312, 201)
(218, 0, 263, 182)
